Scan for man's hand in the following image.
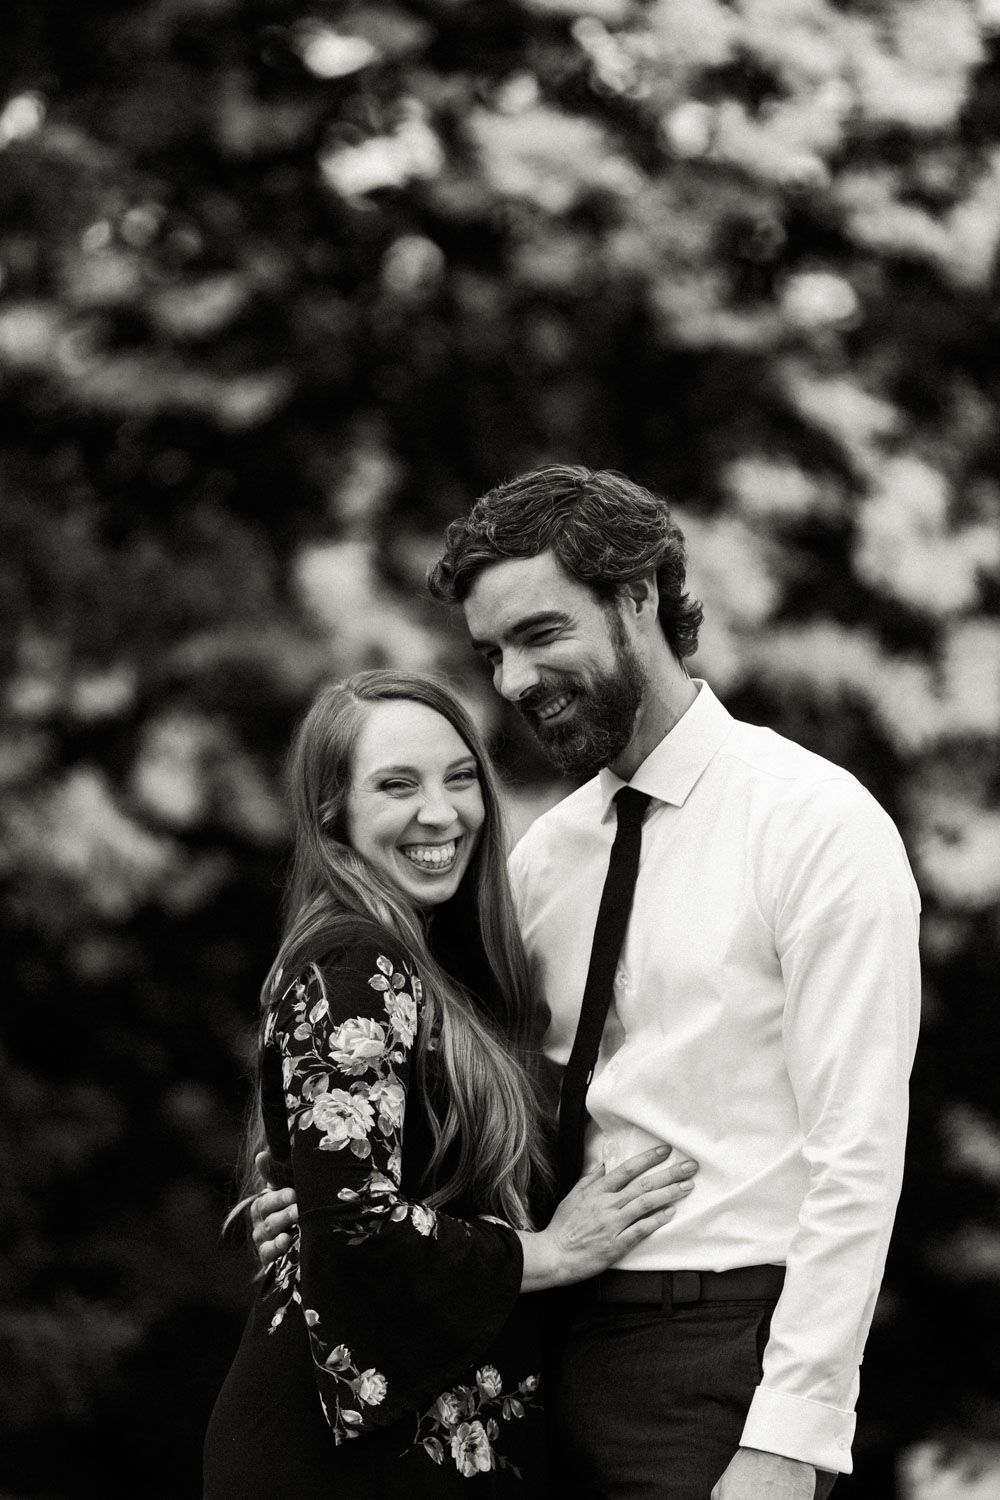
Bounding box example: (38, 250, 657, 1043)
(711, 1448, 818, 1499)
(250, 1151, 298, 1266)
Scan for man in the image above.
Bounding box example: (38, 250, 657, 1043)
(255, 466, 921, 1500)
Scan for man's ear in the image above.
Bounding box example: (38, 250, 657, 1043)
(619, 572, 659, 623)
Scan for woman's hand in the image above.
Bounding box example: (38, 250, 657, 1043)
(249, 1143, 697, 1284)
(517, 1145, 698, 1293)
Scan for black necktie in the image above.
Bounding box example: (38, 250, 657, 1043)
(556, 786, 652, 1196)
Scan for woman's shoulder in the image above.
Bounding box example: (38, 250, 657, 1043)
(268, 923, 421, 1033)
(315, 921, 417, 987)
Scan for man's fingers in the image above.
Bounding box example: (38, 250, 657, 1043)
(253, 1211, 296, 1248)
(258, 1231, 293, 1264)
(255, 1186, 295, 1217)
(254, 1149, 277, 1189)
(250, 1189, 297, 1245)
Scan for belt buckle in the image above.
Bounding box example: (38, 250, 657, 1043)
(664, 1271, 702, 1314)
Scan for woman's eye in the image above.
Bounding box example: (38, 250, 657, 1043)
(449, 769, 478, 786)
(380, 780, 413, 794)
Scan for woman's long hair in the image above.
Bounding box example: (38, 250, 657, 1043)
(236, 669, 553, 1230)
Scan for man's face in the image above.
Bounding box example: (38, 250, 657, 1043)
(462, 551, 647, 778)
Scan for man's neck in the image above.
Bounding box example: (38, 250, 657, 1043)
(608, 665, 698, 781)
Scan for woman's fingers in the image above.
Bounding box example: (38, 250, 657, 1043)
(615, 1203, 684, 1252)
(601, 1144, 675, 1192)
(600, 1148, 698, 1200)
(619, 1177, 695, 1227)
(613, 1158, 698, 1211)
(547, 1145, 699, 1284)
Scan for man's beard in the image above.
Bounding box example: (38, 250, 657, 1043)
(519, 612, 647, 779)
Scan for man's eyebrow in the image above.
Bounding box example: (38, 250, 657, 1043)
(469, 611, 569, 651)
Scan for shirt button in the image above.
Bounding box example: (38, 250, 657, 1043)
(617, 969, 629, 988)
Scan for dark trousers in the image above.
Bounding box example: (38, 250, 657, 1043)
(546, 1296, 838, 1500)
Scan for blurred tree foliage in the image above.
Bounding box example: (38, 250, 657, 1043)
(1, 0, 999, 1494)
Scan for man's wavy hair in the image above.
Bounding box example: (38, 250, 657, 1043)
(427, 466, 703, 661)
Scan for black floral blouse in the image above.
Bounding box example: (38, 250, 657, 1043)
(204, 939, 548, 1498)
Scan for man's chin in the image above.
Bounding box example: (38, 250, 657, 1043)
(529, 724, 609, 779)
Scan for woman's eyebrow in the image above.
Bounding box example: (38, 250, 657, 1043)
(366, 754, 477, 778)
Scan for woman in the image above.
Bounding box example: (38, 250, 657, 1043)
(204, 670, 695, 1496)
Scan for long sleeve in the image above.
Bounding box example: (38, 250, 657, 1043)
(740, 780, 921, 1471)
(263, 940, 525, 1446)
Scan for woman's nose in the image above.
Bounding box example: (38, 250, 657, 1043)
(416, 788, 458, 827)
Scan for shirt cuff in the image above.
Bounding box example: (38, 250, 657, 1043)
(740, 1387, 856, 1474)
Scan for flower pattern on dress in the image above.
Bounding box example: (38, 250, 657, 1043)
(413, 1366, 542, 1480)
(263, 951, 542, 1473)
(265, 956, 442, 1442)
(279, 957, 437, 1241)
(304, 1311, 389, 1440)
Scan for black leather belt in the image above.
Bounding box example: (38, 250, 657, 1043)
(592, 1264, 785, 1313)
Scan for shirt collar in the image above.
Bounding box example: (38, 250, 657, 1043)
(597, 680, 734, 819)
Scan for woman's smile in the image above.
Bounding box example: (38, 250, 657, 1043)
(399, 837, 461, 872)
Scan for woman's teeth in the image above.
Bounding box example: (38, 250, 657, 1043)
(401, 840, 458, 870)
(536, 691, 574, 722)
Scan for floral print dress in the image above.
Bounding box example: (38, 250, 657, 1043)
(203, 938, 548, 1498)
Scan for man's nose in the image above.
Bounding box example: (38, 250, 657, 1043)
(497, 650, 540, 703)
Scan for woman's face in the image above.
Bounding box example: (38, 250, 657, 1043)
(345, 699, 486, 909)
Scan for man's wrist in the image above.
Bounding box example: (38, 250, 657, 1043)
(712, 1447, 818, 1499)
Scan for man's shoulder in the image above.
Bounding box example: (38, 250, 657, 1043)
(721, 715, 910, 859)
(508, 776, 601, 863)
(721, 715, 860, 795)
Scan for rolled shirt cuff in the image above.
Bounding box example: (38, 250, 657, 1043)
(740, 1386, 856, 1474)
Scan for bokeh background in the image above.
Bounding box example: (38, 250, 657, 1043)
(2, 0, 999, 1495)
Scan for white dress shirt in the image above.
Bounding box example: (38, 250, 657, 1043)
(507, 681, 921, 1475)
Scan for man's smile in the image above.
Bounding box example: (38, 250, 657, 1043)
(535, 690, 578, 722)
(526, 688, 579, 726)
